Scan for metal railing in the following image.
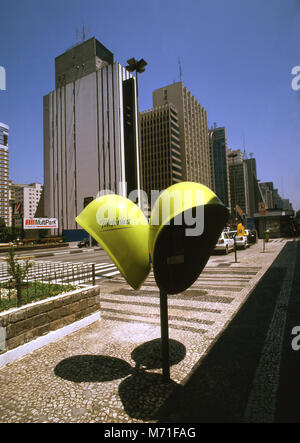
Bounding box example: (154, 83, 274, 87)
(0, 261, 96, 311)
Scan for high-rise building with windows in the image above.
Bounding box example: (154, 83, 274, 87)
(209, 126, 231, 211)
(44, 38, 141, 238)
(140, 104, 182, 203)
(0, 123, 9, 226)
(152, 82, 212, 188)
(228, 149, 249, 217)
(244, 157, 264, 217)
(259, 181, 274, 209)
(12, 183, 43, 226)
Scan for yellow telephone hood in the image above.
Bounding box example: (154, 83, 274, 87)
(75, 194, 150, 290)
(149, 182, 229, 294)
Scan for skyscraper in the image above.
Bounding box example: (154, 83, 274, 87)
(140, 104, 182, 204)
(209, 126, 231, 210)
(244, 157, 263, 217)
(228, 149, 249, 217)
(152, 82, 212, 188)
(44, 38, 141, 237)
(0, 123, 9, 226)
(12, 182, 43, 226)
(259, 181, 274, 209)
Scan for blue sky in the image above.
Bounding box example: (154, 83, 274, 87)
(0, 0, 299, 210)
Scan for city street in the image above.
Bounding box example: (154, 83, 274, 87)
(1, 0, 299, 427)
(0, 238, 299, 422)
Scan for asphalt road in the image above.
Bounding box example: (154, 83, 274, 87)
(0, 246, 112, 264)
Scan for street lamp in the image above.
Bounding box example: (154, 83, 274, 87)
(125, 57, 147, 75)
(125, 58, 147, 208)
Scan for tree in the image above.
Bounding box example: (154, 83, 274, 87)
(5, 246, 32, 307)
(0, 217, 7, 243)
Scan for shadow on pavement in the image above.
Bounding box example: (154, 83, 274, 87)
(131, 338, 186, 370)
(54, 339, 186, 421)
(118, 371, 179, 421)
(54, 355, 132, 382)
(155, 241, 298, 423)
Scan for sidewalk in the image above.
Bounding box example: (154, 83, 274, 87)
(157, 239, 300, 423)
(0, 239, 297, 423)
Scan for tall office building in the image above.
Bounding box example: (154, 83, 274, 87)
(0, 123, 9, 226)
(244, 157, 263, 217)
(209, 126, 231, 210)
(259, 181, 292, 211)
(44, 38, 141, 237)
(12, 182, 43, 226)
(259, 182, 274, 209)
(228, 149, 249, 217)
(272, 188, 284, 209)
(140, 104, 182, 203)
(152, 82, 212, 188)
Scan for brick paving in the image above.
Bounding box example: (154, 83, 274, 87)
(0, 239, 289, 423)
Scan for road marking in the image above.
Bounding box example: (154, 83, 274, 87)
(243, 242, 297, 423)
(102, 270, 120, 277)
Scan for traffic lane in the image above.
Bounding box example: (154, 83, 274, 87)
(30, 249, 113, 265)
(0, 246, 71, 258)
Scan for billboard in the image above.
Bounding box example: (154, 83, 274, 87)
(258, 202, 266, 215)
(24, 218, 58, 229)
(13, 202, 22, 219)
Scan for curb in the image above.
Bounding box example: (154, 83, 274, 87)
(0, 247, 103, 261)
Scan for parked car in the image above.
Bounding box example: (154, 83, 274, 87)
(234, 234, 248, 249)
(77, 237, 98, 247)
(77, 238, 89, 248)
(245, 229, 257, 245)
(214, 231, 235, 254)
(227, 230, 237, 239)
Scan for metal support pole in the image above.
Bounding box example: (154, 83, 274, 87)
(92, 263, 96, 286)
(159, 290, 170, 383)
(234, 236, 238, 263)
(262, 216, 266, 253)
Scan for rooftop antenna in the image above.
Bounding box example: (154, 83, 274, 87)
(243, 133, 247, 159)
(178, 57, 182, 83)
(75, 26, 79, 45)
(82, 24, 86, 42)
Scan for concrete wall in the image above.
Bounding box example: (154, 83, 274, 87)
(0, 286, 100, 353)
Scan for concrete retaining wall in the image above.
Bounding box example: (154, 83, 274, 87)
(0, 286, 100, 353)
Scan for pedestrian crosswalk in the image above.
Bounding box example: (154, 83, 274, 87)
(99, 265, 263, 337)
(94, 263, 120, 278)
(0, 260, 121, 286)
(0, 256, 263, 339)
